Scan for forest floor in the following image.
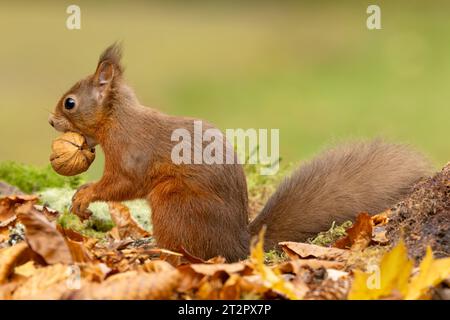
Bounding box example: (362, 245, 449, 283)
(0, 164, 449, 300)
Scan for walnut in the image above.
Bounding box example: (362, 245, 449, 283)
(50, 132, 95, 176)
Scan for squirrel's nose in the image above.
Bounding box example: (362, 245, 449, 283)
(48, 115, 55, 127)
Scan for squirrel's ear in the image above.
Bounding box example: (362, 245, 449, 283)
(94, 43, 123, 85)
(95, 61, 115, 85)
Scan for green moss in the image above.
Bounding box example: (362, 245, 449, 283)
(0, 161, 85, 194)
(243, 156, 288, 194)
(244, 156, 292, 219)
(88, 213, 115, 232)
(308, 220, 353, 247)
(57, 210, 106, 239)
(264, 250, 288, 265)
(40, 187, 151, 236)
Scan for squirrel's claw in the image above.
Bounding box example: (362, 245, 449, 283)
(71, 184, 94, 220)
(70, 200, 93, 220)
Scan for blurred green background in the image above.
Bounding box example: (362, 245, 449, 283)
(0, 0, 449, 180)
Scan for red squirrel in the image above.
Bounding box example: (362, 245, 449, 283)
(48, 44, 431, 261)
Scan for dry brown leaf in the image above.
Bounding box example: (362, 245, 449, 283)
(17, 202, 73, 265)
(197, 277, 226, 300)
(78, 263, 111, 282)
(371, 210, 390, 226)
(12, 264, 72, 300)
(34, 205, 59, 222)
(278, 259, 345, 274)
(238, 275, 270, 296)
(0, 195, 38, 227)
(65, 269, 180, 300)
(370, 211, 391, 245)
(189, 263, 250, 277)
(0, 242, 32, 284)
(108, 226, 121, 241)
(219, 274, 242, 299)
(142, 259, 177, 274)
(56, 224, 87, 242)
(107, 202, 150, 240)
(333, 212, 373, 250)
(176, 262, 251, 295)
(178, 247, 208, 264)
(158, 249, 185, 266)
(0, 281, 22, 299)
(304, 276, 351, 300)
(279, 242, 350, 262)
(65, 238, 93, 263)
(177, 247, 227, 265)
(0, 226, 9, 243)
(372, 227, 389, 245)
(177, 265, 205, 292)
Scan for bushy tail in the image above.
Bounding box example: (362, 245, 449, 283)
(249, 139, 432, 249)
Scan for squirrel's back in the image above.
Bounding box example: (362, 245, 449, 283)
(249, 139, 431, 249)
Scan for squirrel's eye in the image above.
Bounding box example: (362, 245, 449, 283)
(64, 97, 76, 110)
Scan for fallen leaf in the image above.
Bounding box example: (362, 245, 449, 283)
(14, 261, 37, 278)
(305, 276, 351, 300)
(0, 242, 31, 284)
(333, 212, 373, 250)
(142, 259, 176, 274)
(108, 226, 121, 241)
(176, 262, 250, 295)
(189, 263, 250, 277)
(177, 264, 205, 292)
(405, 246, 450, 300)
(278, 259, 345, 274)
(0, 281, 22, 299)
(65, 269, 180, 300)
(12, 264, 73, 300)
(239, 274, 270, 296)
(17, 202, 73, 265)
(0, 226, 9, 243)
(250, 228, 300, 299)
(108, 202, 150, 239)
(56, 224, 88, 242)
(348, 240, 413, 300)
(0, 195, 38, 227)
(220, 274, 242, 299)
(371, 227, 389, 245)
(279, 242, 350, 262)
(80, 263, 111, 282)
(197, 277, 224, 299)
(65, 238, 93, 263)
(326, 269, 350, 281)
(34, 205, 59, 222)
(371, 210, 390, 226)
(178, 246, 208, 264)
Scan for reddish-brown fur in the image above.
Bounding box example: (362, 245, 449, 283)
(49, 44, 432, 261)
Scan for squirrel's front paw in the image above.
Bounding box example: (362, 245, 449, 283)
(71, 183, 94, 220)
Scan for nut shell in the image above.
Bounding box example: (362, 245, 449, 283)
(50, 132, 95, 176)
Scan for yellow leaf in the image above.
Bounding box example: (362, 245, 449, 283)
(349, 240, 413, 299)
(250, 227, 300, 300)
(405, 247, 450, 300)
(14, 261, 37, 278)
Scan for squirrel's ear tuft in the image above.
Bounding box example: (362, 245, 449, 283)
(96, 42, 123, 77)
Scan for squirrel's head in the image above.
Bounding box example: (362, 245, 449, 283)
(49, 43, 124, 146)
